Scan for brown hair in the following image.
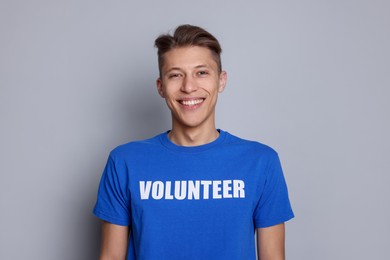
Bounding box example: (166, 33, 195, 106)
(155, 24, 222, 77)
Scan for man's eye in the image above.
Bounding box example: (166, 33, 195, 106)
(169, 74, 180, 78)
(197, 71, 208, 76)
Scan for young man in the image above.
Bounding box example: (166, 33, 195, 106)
(93, 24, 294, 260)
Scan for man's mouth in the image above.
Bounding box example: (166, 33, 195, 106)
(179, 99, 205, 106)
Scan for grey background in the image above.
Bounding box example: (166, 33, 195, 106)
(1, 0, 389, 259)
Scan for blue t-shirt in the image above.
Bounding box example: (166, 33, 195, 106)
(93, 130, 294, 260)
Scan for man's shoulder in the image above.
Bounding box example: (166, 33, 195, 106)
(223, 130, 279, 157)
(109, 132, 165, 159)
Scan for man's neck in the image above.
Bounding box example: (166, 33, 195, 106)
(168, 126, 220, 147)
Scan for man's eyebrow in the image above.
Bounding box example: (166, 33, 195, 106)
(165, 64, 210, 72)
(166, 67, 181, 72)
(194, 64, 209, 69)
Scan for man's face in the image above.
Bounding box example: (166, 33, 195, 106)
(157, 46, 227, 130)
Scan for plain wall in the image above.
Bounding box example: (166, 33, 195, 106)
(1, 0, 389, 259)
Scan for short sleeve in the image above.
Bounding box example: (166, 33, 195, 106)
(93, 154, 131, 226)
(254, 152, 294, 228)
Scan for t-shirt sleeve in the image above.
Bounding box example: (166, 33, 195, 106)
(93, 154, 131, 226)
(254, 152, 294, 228)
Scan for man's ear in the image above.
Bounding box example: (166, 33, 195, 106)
(218, 71, 227, 93)
(156, 78, 165, 98)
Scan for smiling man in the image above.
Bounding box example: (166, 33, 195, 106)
(93, 24, 294, 260)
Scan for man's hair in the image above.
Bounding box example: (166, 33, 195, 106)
(154, 24, 222, 77)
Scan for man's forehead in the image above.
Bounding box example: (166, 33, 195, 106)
(162, 46, 218, 70)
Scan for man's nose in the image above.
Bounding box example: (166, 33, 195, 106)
(181, 76, 197, 93)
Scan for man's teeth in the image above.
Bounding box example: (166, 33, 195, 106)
(181, 99, 204, 106)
